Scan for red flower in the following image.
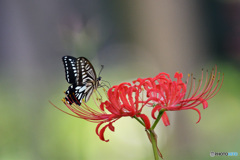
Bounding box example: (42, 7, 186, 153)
(98, 83, 150, 141)
(52, 83, 150, 142)
(134, 66, 224, 126)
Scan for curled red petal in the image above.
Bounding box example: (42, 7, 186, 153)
(151, 104, 162, 119)
(192, 108, 201, 124)
(100, 102, 107, 111)
(108, 122, 115, 131)
(96, 122, 103, 136)
(96, 121, 116, 142)
(137, 114, 151, 129)
(198, 97, 208, 109)
(162, 112, 170, 126)
(174, 72, 183, 81)
(99, 124, 110, 142)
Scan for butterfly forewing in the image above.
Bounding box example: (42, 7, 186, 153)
(62, 56, 77, 84)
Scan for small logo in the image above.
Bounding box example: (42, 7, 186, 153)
(228, 152, 238, 156)
(210, 151, 238, 157)
(210, 151, 215, 157)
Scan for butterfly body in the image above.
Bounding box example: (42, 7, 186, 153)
(62, 56, 101, 105)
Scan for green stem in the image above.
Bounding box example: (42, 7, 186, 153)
(134, 109, 166, 159)
(151, 109, 166, 130)
(149, 129, 159, 160)
(133, 116, 145, 127)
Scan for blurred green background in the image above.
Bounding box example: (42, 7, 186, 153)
(0, 0, 240, 160)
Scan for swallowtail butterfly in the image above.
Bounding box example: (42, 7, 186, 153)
(62, 56, 101, 105)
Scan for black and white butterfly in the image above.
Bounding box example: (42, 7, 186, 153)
(62, 56, 102, 105)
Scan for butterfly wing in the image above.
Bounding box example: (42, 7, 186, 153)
(62, 56, 77, 84)
(62, 56, 99, 105)
(64, 84, 86, 105)
(62, 56, 86, 105)
(77, 57, 97, 102)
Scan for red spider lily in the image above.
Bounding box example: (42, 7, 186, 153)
(134, 65, 224, 126)
(98, 82, 151, 141)
(51, 83, 150, 142)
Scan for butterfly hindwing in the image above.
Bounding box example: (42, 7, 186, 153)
(64, 84, 86, 105)
(77, 57, 98, 102)
(76, 57, 97, 85)
(84, 82, 95, 102)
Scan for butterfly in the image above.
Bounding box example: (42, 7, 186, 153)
(62, 56, 102, 105)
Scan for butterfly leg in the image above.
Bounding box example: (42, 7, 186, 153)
(100, 80, 111, 89)
(94, 89, 103, 102)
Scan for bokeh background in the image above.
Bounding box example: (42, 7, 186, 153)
(0, 1, 240, 160)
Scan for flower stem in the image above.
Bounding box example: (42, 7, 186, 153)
(133, 116, 145, 127)
(151, 109, 166, 130)
(149, 129, 160, 160)
(134, 110, 166, 159)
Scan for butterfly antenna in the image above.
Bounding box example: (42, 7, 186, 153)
(98, 65, 104, 77)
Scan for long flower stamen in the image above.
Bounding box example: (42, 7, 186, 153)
(181, 65, 223, 110)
